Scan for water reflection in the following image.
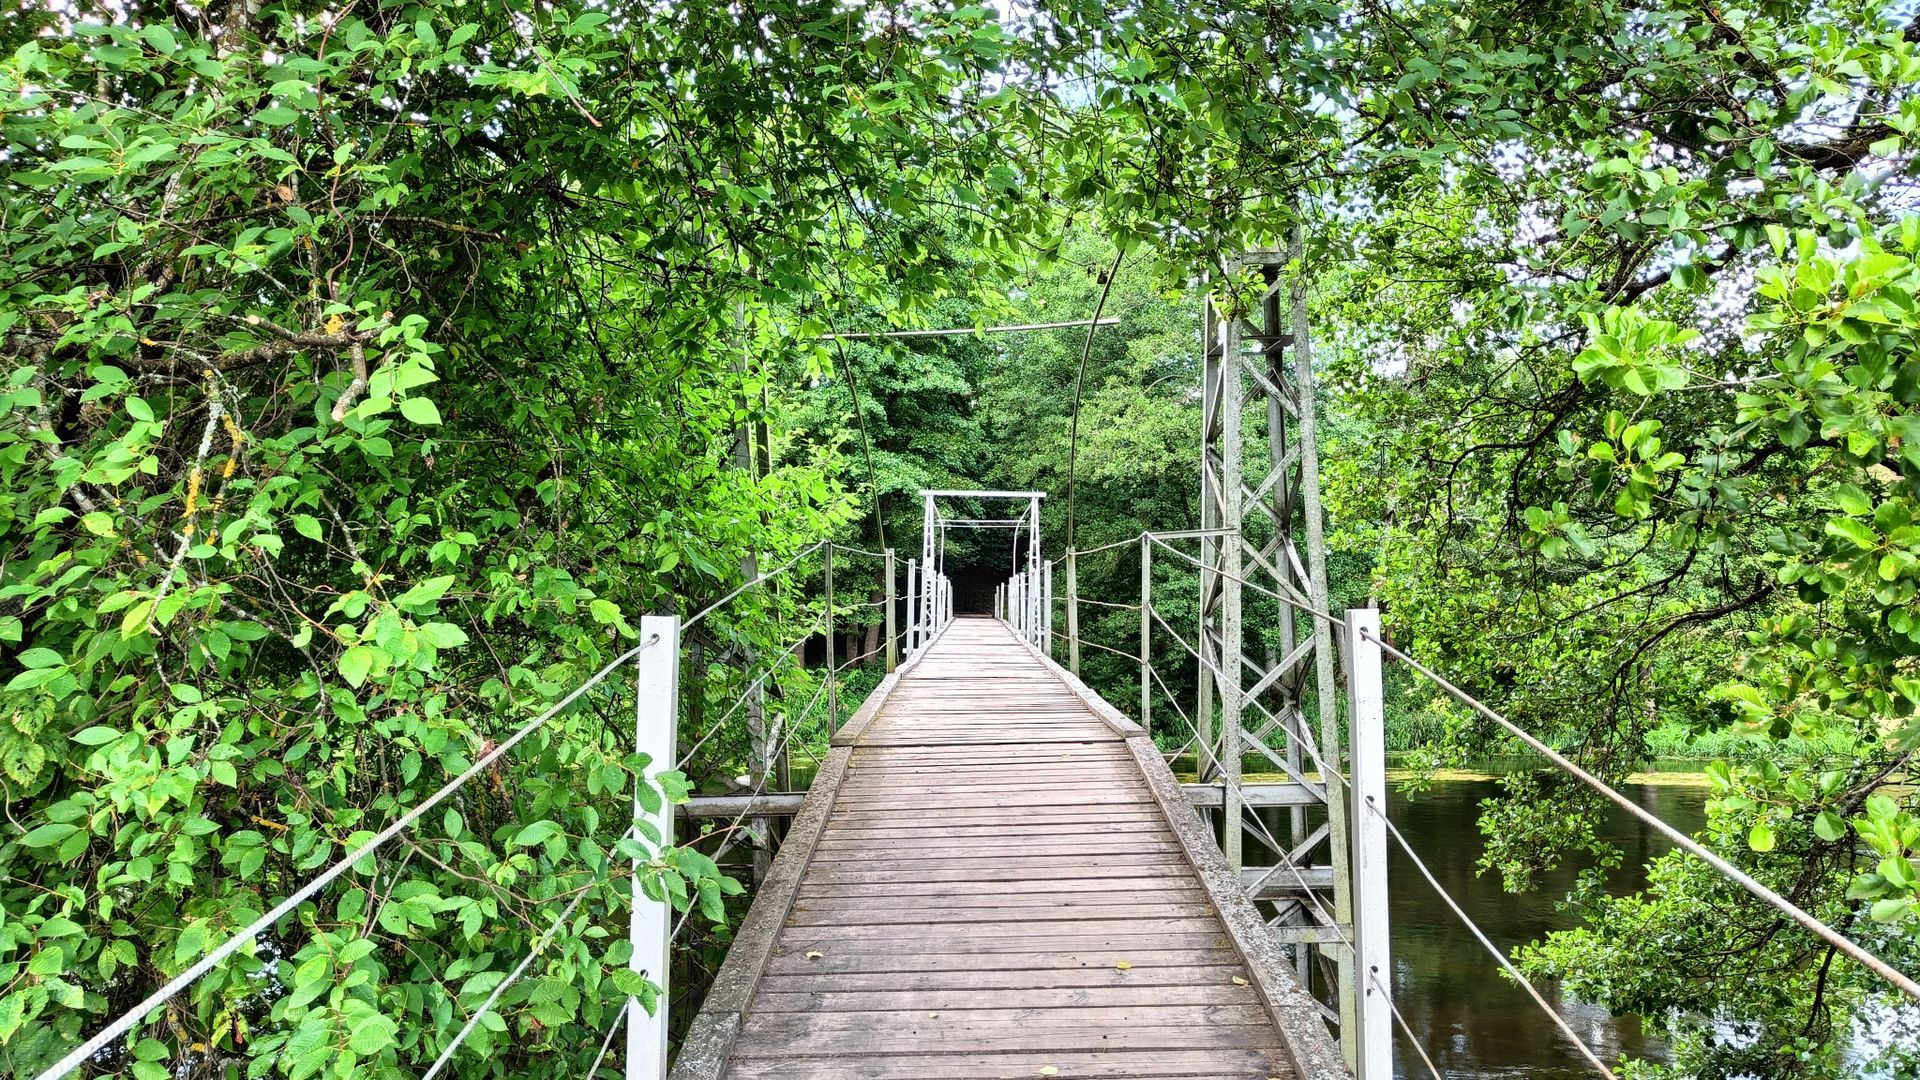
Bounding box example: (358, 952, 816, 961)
(1383, 775, 1708, 1078)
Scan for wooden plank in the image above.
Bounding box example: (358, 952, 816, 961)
(756, 964, 1254, 993)
(726, 1023, 1285, 1056)
(739, 1003, 1276, 1034)
(771, 931, 1237, 956)
(682, 618, 1326, 1080)
(784, 902, 1218, 926)
(724, 1048, 1294, 1079)
(749, 983, 1260, 1011)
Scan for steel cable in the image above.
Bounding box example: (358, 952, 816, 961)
(423, 888, 593, 1080)
(32, 634, 664, 1080)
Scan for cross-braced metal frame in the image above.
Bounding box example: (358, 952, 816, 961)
(1196, 236, 1358, 1057)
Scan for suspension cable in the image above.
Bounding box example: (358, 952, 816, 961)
(827, 333, 887, 551)
(32, 634, 663, 1080)
(1064, 249, 1125, 552)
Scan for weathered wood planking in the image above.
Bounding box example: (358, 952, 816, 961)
(675, 617, 1341, 1080)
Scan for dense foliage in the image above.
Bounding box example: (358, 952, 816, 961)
(0, 1, 1054, 1076)
(7, 0, 1920, 1076)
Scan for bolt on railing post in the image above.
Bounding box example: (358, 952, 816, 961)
(1139, 537, 1152, 735)
(1344, 607, 1392, 1080)
(1066, 550, 1080, 676)
(884, 549, 898, 673)
(629, 615, 679, 1080)
(824, 542, 838, 731)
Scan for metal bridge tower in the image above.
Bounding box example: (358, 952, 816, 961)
(1196, 235, 1359, 1060)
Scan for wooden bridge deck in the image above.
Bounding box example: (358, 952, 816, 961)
(674, 618, 1343, 1080)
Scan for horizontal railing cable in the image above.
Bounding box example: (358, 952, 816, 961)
(583, 1000, 630, 1080)
(1108, 528, 1919, 1001)
(1070, 596, 1141, 612)
(423, 887, 594, 1080)
(1362, 626, 1920, 1002)
(1147, 533, 1316, 610)
(1063, 535, 1147, 558)
(33, 633, 664, 1080)
(683, 541, 826, 633)
(1049, 628, 1138, 664)
(676, 613, 828, 769)
(835, 639, 891, 672)
(670, 674, 830, 944)
(1246, 671, 1617, 1077)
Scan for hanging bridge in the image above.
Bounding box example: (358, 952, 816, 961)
(670, 616, 1342, 1080)
(31, 254, 1920, 1080)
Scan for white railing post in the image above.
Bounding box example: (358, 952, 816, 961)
(906, 559, 919, 656)
(824, 543, 838, 729)
(1139, 537, 1151, 734)
(884, 548, 898, 672)
(629, 615, 680, 1080)
(1066, 550, 1080, 675)
(1043, 559, 1055, 657)
(1344, 607, 1391, 1080)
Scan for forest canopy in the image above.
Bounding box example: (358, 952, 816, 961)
(3, 0, 1919, 1077)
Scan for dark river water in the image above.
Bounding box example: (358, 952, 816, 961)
(1377, 774, 1708, 1078)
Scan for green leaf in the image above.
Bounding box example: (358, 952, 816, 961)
(1870, 897, 1911, 923)
(17, 647, 62, 669)
(338, 645, 375, 688)
(1747, 823, 1776, 852)
(20, 823, 80, 849)
(399, 397, 442, 425)
(120, 599, 155, 640)
(71, 726, 120, 746)
(1812, 811, 1846, 842)
(511, 820, 560, 847)
(0, 993, 25, 1044)
(394, 575, 455, 609)
(1825, 517, 1878, 550)
(347, 1012, 397, 1055)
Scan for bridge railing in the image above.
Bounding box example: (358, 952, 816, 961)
(1036, 527, 1920, 1080)
(33, 537, 931, 1080)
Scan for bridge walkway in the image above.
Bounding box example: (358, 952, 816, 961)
(672, 616, 1342, 1079)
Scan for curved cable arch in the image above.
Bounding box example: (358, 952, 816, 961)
(1064, 249, 1126, 551)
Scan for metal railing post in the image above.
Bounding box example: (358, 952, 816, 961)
(1344, 607, 1391, 1080)
(1139, 538, 1152, 734)
(1066, 550, 1080, 675)
(884, 548, 898, 672)
(1043, 560, 1055, 657)
(628, 615, 680, 1080)
(824, 543, 838, 730)
(906, 559, 919, 656)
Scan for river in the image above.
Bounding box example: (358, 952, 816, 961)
(1379, 772, 1709, 1078)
